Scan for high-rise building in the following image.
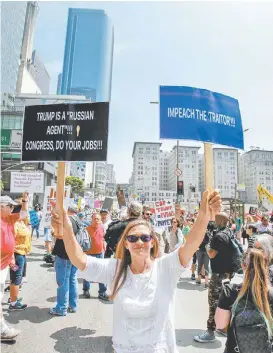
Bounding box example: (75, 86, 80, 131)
(61, 8, 114, 182)
(132, 142, 162, 201)
(16, 1, 40, 95)
(60, 8, 114, 102)
(199, 148, 238, 199)
(30, 50, 50, 94)
(106, 164, 116, 184)
(159, 151, 169, 191)
(1, 1, 28, 107)
(213, 148, 238, 199)
(239, 149, 273, 205)
(57, 73, 62, 94)
(95, 162, 107, 194)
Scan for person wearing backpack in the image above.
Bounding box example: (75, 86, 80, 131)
(50, 206, 82, 316)
(216, 248, 273, 353)
(194, 212, 239, 344)
(83, 213, 110, 302)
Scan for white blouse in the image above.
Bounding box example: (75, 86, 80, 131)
(78, 248, 189, 353)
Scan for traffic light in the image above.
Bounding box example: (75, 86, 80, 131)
(177, 181, 184, 195)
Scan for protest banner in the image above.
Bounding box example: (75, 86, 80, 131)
(22, 102, 109, 236)
(102, 197, 114, 211)
(42, 185, 70, 228)
(22, 102, 109, 162)
(159, 86, 244, 149)
(10, 172, 44, 193)
(117, 189, 126, 208)
(154, 200, 175, 228)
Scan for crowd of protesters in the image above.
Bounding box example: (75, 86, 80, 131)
(1, 191, 273, 353)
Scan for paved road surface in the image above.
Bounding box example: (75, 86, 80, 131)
(1, 239, 232, 353)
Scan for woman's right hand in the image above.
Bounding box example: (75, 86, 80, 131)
(51, 202, 73, 238)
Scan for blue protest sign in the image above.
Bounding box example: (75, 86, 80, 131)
(159, 86, 244, 149)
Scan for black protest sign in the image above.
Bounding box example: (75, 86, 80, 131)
(22, 102, 109, 162)
(102, 197, 113, 211)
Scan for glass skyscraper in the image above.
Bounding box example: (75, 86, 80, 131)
(60, 8, 114, 103)
(1, 1, 28, 98)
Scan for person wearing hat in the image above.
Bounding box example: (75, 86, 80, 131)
(0, 192, 29, 340)
(50, 205, 82, 316)
(77, 212, 90, 227)
(100, 209, 111, 232)
(258, 215, 272, 235)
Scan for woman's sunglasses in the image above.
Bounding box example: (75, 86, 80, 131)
(126, 234, 153, 243)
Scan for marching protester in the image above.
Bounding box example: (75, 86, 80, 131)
(163, 217, 184, 254)
(195, 222, 212, 288)
(83, 213, 109, 302)
(258, 215, 272, 234)
(104, 201, 143, 258)
(29, 205, 42, 240)
(77, 212, 90, 227)
(43, 225, 54, 264)
(194, 212, 242, 343)
(215, 247, 273, 353)
(143, 206, 155, 225)
(100, 208, 112, 232)
(0, 192, 29, 340)
(50, 206, 81, 316)
(51, 190, 221, 353)
(253, 233, 273, 285)
(8, 213, 31, 311)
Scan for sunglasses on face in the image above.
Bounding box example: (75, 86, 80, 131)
(1, 204, 13, 209)
(126, 234, 153, 243)
(145, 213, 152, 216)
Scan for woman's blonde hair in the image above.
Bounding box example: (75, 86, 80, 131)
(110, 219, 159, 300)
(232, 248, 273, 338)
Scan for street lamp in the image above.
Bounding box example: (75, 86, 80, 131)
(234, 128, 250, 214)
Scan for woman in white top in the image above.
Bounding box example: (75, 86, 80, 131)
(51, 190, 221, 353)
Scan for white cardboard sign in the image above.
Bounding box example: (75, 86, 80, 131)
(10, 172, 44, 193)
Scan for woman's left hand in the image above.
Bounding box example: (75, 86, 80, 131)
(199, 190, 222, 220)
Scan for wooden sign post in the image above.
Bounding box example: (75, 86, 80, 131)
(204, 143, 214, 219)
(55, 161, 66, 237)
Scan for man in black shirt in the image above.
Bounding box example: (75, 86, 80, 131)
(50, 206, 82, 316)
(194, 212, 234, 343)
(104, 202, 143, 258)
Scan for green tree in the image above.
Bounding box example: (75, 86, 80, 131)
(65, 176, 84, 197)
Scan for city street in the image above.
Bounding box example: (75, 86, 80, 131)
(1, 239, 229, 353)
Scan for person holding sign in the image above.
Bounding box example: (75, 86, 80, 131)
(51, 190, 221, 353)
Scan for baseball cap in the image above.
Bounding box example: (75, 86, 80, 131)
(68, 205, 78, 214)
(128, 201, 143, 217)
(0, 195, 18, 206)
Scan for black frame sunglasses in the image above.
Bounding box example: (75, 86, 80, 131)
(126, 234, 153, 243)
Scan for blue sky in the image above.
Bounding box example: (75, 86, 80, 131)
(33, 1, 273, 182)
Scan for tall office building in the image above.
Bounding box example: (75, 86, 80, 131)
(159, 151, 169, 191)
(30, 50, 50, 94)
(61, 8, 114, 183)
(106, 164, 116, 184)
(60, 8, 114, 102)
(239, 149, 273, 205)
(213, 148, 238, 199)
(1, 1, 28, 107)
(57, 73, 62, 94)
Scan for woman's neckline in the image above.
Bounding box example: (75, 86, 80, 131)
(129, 261, 155, 276)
